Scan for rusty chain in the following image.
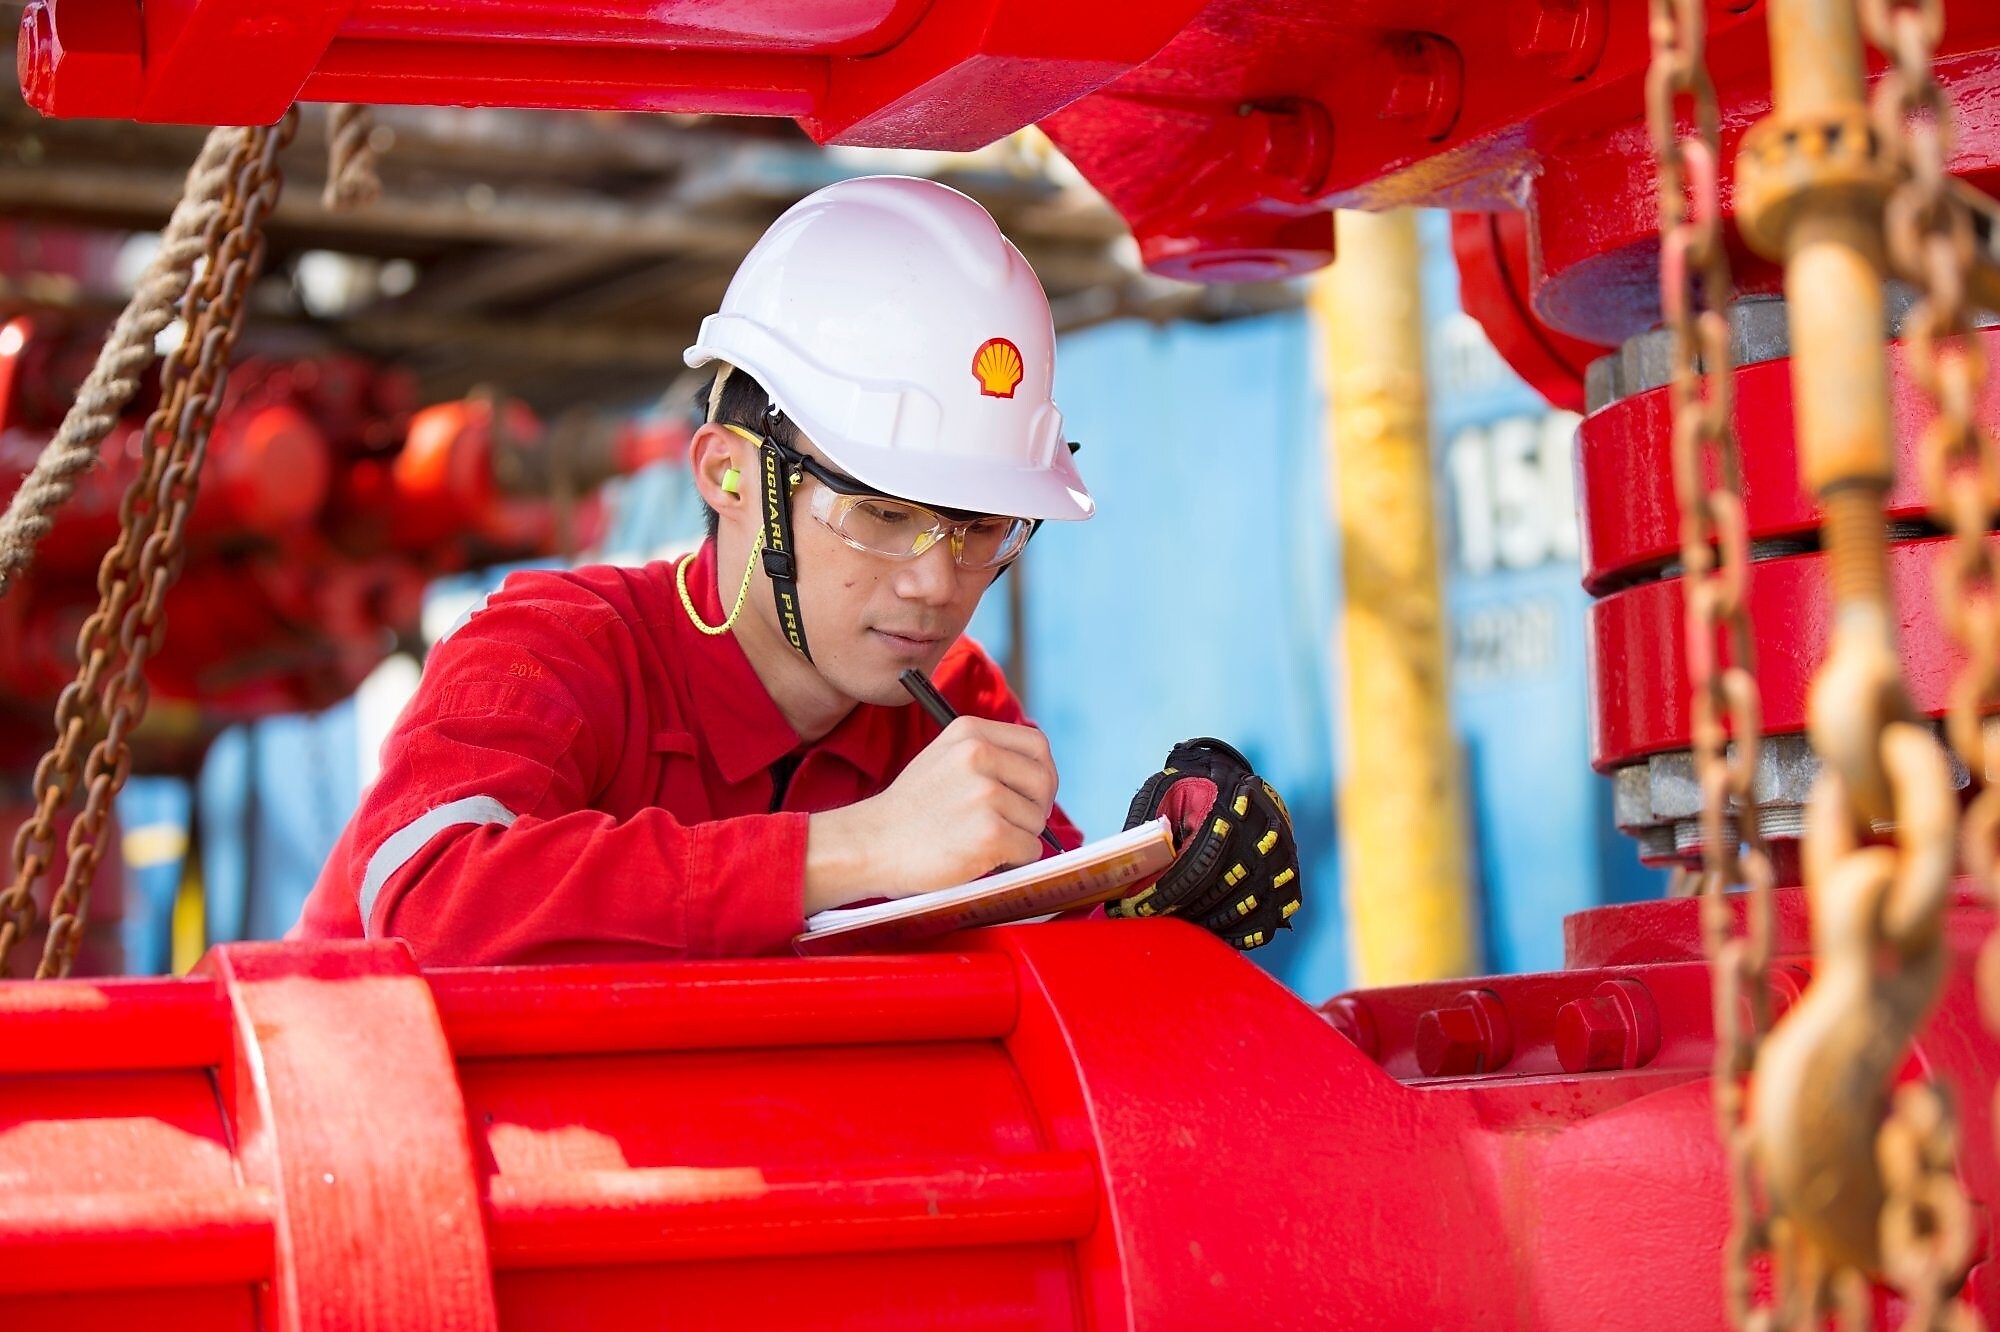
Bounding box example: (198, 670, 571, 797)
(1646, 0, 1778, 1324)
(1860, 0, 1990, 1322)
(1722, 0, 1978, 1317)
(0, 112, 295, 979)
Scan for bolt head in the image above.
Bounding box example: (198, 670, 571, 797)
(1510, 0, 1584, 56)
(1376, 34, 1464, 141)
(1236, 100, 1333, 205)
(1382, 68, 1434, 123)
(1415, 1005, 1487, 1076)
(1506, 0, 1607, 79)
(1556, 995, 1628, 1072)
(1557, 979, 1661, 1073)
(1322, 996, 1380, 1061)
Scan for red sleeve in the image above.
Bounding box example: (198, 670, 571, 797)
(332, 585, 806, 967)
(932, 637, 1086, 854)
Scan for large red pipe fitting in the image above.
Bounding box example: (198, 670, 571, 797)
(0, 550, 428, 727)
(0, 304, 669, 727)
(334, 396, 610, 556)
(1579, 310, 1999, 866)
(1450, 210, 1610, 415)
(0, 319, 368, 579)
(0, 400, 334, 577)
(0, 318, 336, 576)
(0, 910, 1991, 1327)
(1037, 6, 2000, 320)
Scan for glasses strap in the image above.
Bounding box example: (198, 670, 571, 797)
(756, 436, 812, 661)
(716, 420, 813, 662)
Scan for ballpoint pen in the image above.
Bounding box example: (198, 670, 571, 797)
(898, 667, 1066, 855)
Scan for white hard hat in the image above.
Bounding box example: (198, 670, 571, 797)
(684, 175, 1094, 522)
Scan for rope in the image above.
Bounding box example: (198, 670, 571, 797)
(0, 126, 244, 600)
(322, 104, 382, 211)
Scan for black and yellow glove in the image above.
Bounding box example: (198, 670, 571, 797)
(1106, 738, 1302, 950)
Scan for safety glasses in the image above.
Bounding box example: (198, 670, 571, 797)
(804, 477, 1033, 570)
(725, 424, 1034, 571)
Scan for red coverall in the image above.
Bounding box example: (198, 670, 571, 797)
(293, 541, 1083, 966)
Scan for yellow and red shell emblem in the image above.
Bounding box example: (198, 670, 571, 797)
(971, 337, 1025, 399)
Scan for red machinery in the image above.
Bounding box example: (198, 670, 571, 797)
(0, 311, 679, 967)
(4, 909, 1990, 1330)
(0, 311, 679, 744)
(7, 0, 2000, 1327)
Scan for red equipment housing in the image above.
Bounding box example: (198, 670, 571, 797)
(1, 909, 1990, 1329)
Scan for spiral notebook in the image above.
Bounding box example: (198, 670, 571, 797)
(792, 816, 1176, 955)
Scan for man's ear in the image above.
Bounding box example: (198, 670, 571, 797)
(689, 423, 753, 518)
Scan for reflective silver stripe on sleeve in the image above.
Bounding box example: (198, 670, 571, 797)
(359, 795, 518, 935)
(434, 590, 494, 647)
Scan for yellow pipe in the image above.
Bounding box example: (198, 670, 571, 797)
(170, 846, 205, 976)
(1313, 209, 1478, 986)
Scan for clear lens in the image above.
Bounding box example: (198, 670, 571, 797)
(812, 488, 1030, 569)
(955, 514, 1031, 568)
(841, 496, 928, 555)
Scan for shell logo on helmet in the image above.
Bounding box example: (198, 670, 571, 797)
(972, 337, 1024, 398)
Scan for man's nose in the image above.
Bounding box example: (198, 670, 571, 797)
(892, 537, 960, 605)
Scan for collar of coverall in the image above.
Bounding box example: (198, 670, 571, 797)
(669, 538, 900, 788)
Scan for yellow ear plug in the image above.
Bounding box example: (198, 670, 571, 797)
(721, 467, 741, 495)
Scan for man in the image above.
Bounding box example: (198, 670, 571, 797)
(294, 175, 1301, 965)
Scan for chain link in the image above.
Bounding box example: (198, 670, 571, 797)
(1647, 1, 1777, 1324)
(0, 112, 295, 979)
(1858, 0, 1990, 1322)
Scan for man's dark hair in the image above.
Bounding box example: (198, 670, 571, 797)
(699, 365, 805, 540)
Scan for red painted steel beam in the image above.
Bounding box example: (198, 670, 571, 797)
(16, 1, 2000, 317)
(15, 0, 1209, 152)
(301, 40, 826, 120)
(334, 0, 934, 54)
